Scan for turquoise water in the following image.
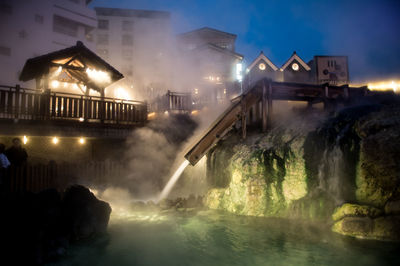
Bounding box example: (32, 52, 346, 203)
(50, 210, 400, 266)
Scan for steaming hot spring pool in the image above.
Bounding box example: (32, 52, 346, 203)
(48, 209, 399, 266)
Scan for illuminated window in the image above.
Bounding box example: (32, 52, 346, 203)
(292, 63, 299, 71)
(259, 63, 266, 70)
(85, 27, 94, 42)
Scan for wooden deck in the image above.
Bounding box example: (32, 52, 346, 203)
(185, 79, 369, 165)
(0, 85, 148, 136)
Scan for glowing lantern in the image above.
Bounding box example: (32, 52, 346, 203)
(86, 68, 111, 84)
(52, 137, 59, 144)
(51, 80, 59, 88)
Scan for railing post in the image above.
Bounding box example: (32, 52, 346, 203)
(15, 84, 20, 119)
(42, 88, 51, 118)
(262, 81, 268, 132)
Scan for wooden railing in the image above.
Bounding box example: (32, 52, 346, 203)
(0, 85, 147, 124)
(149, 90, 192, 113)
(1, 160, 125, 193)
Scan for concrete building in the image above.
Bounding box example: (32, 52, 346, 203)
(176, 27, 244, 104)
(246, 51, 349, 86)
(0, 0, 97, 86)
(94, 7, 172, 100)
(308, 56, 349, 85)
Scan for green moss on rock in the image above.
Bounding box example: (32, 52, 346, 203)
(332, 203, 383, 221)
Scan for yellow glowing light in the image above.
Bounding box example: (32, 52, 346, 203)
(367, 80, 399, 93)
(259, 63, 266, 70)
(86, 68, 111, 84)
(51, 66, 62, 78)
(223, 89, 227, 94)
(79, 137, 85, 144)
(191, 110, 199, 115)
(147, 112, 156, 119)
(79, 117, 84, 122)
(114, 87, 130, 100)
(52, 137, 59, 144)
(23, 135, 28, 144)
(292, 63, 299, 71)
(164, 111, 169, 115)
(51, 80, 59, 88)
(194, 88, 199, 94)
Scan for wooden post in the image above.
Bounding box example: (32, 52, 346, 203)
(262, 81, 268, 132)
(15, 84, 20, 119)
(35, 78, 41, 90)
(343, 85, 349, 106)
(267, 82, 273, 128)
(42, 88, 51, 118)
(323, 85, 329, 111)
(100, 88, 105, 123)
(241, 101, 247, 139)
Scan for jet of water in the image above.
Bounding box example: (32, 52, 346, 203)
(157, 160, 190, 202)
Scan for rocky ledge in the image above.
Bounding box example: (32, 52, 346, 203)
(204, 103, 400, 241)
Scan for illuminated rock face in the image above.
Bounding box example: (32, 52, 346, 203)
(205, 114, 330, 220)
(204, 105, 400, 241)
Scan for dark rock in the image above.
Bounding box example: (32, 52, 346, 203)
(0, 185, 112, 265)
(385, 200, 400, 215)
(62, 185, 112, 241)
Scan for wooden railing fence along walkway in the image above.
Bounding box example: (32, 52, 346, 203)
(1, 160, 124, 193)
(0, 85, 147, 124)
(185, 79, 369, 165)
(149, 90, 192, 113)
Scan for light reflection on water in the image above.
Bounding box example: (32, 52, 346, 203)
(48, 210, 400, 266)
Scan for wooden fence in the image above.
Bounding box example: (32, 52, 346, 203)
(0, 85, 147, 124)
(149, 90, 192, 113)
(1, 160, 125, 193)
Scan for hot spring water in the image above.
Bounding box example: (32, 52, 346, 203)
(49, 210, 400, 266)
(157, 160, 190, 202)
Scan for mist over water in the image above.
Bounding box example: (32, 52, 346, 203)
(50, 210, 400, 266)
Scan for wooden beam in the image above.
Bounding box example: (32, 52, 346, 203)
(262, 81, 268, 132)
(184, 87, 261, 166)
(241, 101, 247, 139)
(50, 62, 85, 72)
(267, 82, 273, 128)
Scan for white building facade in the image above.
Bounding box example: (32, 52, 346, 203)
(0, 0, 97, 86)
(94, 7, 172, 100)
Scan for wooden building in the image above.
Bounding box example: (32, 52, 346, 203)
(280, 51, 311, 83)
(245, 51, 350, 86)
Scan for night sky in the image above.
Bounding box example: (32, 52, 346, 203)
(91, 0, 400, 82)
